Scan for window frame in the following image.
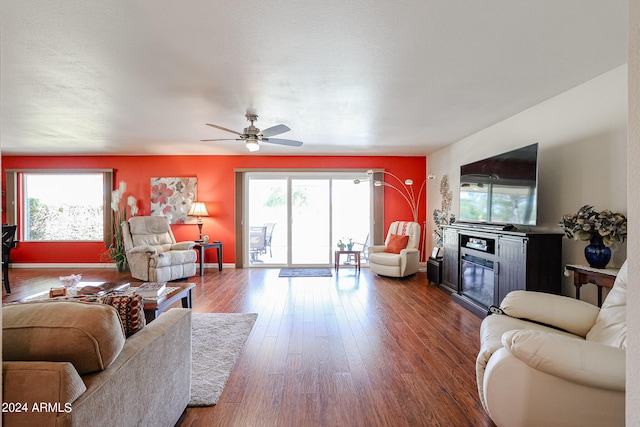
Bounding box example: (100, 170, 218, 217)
(5, 169, 114, 244)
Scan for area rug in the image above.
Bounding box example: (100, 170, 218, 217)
(189, 312, 258, 406)
(278, 268, 333, 277)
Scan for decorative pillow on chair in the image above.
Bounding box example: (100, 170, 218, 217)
(385, 234, 410, 254)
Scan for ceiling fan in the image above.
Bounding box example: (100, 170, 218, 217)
(201, 113, 303, 152)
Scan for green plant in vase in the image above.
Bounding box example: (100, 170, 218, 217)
(108, 181, 138, 272)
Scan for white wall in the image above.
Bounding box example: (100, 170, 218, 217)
(627, 0, 639, 424)
(426, 65, 628, 303)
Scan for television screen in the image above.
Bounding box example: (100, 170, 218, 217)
(459, 143, 538, 226)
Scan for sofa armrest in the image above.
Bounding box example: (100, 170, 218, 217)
(128, 244, 158, 255)
(59, 308, 192, 427)
(171, 241, 195, 250)
(500, 290, 600, 337)
(3, 361, 86, 426)
(368, 245, 386, 254)
(400, 248, 419, 255)
(502, 329, 625, 391)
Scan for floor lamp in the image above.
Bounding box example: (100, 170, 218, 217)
(355, 169, 428, 262)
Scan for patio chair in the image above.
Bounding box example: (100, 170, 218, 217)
(347, 233, 369, 263)
(249, 226, 267, 262)
(250, 223, 277, 262)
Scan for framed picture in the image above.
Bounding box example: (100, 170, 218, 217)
(150, 177, 198, 224)
(431, 247, 442, 259)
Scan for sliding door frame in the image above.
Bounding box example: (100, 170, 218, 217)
(234, 168, 384, 268)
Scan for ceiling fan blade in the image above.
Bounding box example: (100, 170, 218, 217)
(265, 138, 303, 147)
(205, 123, 243, 136)
(260, 124, 290, 138)
(200, 138, 237, 142)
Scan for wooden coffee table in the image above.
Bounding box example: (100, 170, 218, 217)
(141, 282, 195, 323)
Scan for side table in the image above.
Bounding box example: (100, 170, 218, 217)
(565, 264, 619, 307)
(334, 250, 361, 272)
(194, 242, 223, 276)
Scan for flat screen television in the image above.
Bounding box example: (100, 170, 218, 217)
(459, 143, 538, 227)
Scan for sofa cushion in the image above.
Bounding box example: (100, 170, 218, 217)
(586, 261, 627, 349)
(3, 301, 126, 374)
(3, 361, 87, 405)
(385, 234, 409, 254)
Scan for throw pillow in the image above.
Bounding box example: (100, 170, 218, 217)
(101, 294, 146, 337)
(385, 234, 410, 254)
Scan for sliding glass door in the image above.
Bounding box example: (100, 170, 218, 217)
(245, 172, 371, 267)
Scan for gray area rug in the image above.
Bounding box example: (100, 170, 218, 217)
(189, 312, 258, 406)
(278, 268, 333, 277)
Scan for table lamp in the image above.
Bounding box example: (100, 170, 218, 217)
(187, 201, 209, 241)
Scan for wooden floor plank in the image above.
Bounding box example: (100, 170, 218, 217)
(2, 267, 495, 427)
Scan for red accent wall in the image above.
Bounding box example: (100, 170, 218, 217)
(2, 155, 426, 265)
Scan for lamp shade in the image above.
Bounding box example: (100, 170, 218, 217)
(188, 201, 209, 217)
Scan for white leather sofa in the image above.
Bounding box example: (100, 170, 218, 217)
(476, 260, 627, 427)
(368, 221, 421, 277)
(122, 216, 197, 282)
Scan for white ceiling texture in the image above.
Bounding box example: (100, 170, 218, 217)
(0, 1, 627, 156)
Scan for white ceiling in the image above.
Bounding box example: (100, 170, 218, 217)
(0, 1, 627, 156)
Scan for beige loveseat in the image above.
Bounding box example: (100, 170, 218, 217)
(476, 260, 627, 427)
(2, 301, 192, 427)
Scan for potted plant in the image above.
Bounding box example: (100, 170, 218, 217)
(347, 238, 354, 250)
(559, 205, 627, 268)
(107, 181, 139, 272)
(337, 239, 346, 251)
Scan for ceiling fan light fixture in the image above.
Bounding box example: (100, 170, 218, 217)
(246, 139, 260, 152)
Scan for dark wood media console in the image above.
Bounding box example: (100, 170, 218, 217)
(441, 225, 563, 317)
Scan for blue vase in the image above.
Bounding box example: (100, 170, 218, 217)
(584, 235, 611, 269)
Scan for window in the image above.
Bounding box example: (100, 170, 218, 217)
(5, 169, 113, 243)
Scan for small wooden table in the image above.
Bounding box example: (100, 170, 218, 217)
(565, 264, 619, 307)
(141, 282, 195, 323)
(194, 242, 223, 275)
(334, 250, 361, 271)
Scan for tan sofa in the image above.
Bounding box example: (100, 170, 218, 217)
(476, 260, 627, 427)
(2, 301, 192, 427)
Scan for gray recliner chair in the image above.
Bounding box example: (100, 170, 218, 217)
(122, 216, 197, 282)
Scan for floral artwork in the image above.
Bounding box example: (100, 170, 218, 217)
(150, 177, 197, 224)
(432, 175, 455, 247)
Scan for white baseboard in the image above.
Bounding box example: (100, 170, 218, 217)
(9, 263, 236, 270)
(9, 263, 117, 269)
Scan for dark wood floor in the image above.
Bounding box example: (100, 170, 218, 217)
(3, 267, 495, 427)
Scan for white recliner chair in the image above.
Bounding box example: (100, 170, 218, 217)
(476, 260, 627, 427)
(122, 216, 197, 282)
(368, 221, 421, 277)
